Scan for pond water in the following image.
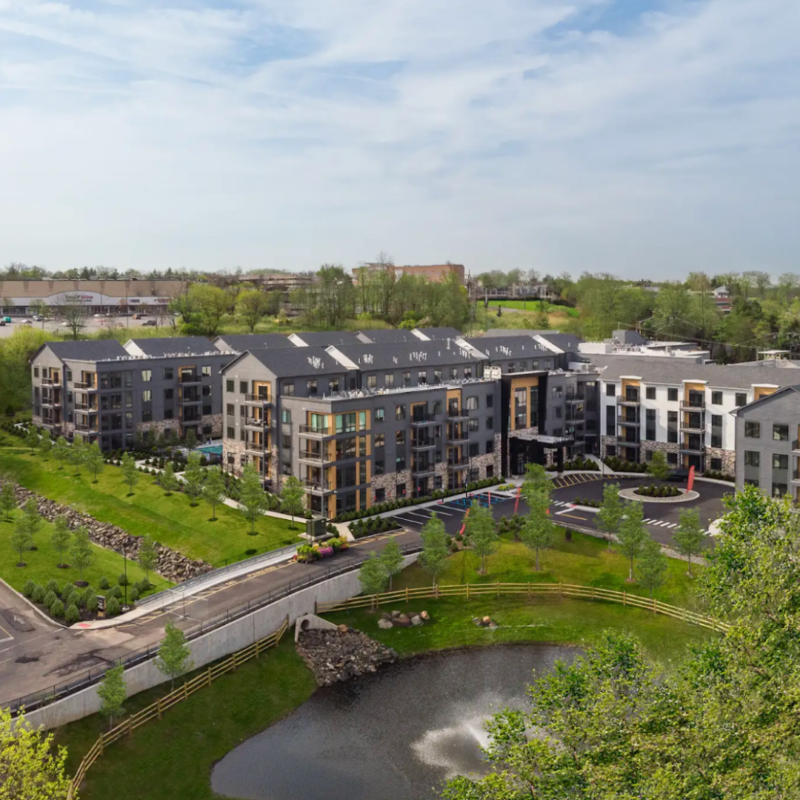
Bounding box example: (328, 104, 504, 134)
(210, 644, 577, 800)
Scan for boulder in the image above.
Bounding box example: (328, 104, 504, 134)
(420, 610, 430, 621)
(378, 618, 393, 630)
(411, 615, 422, 626)
(395, 613, 411, 627)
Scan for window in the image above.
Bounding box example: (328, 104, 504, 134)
(374, 433, 385, 448)
(142, 390, 152, 402)
(165, 408, 174, 419)
(164, 388, 174, 400)
(773, 483, 788, 498)
(469, 443, 479, 457)
(418, 371, 427, 385)
(281, 409, 291, 424)
(450, 367, 458, 380)
(486, 439, 494, 454)
(667, 388, 678, 402)
(667, 452, 678, 465)
(645, 408, 656, 441)
(162, 368, 173, 380)
(735, 393, 747, 407)
(367, 375, 377, 390)
(306, 380, 318, 395)
(375, 487, 385, 502)
(330, 378, 340, 393)
(712, 391, 723, 405)
(396, 430, 406, 445)
(202, 366, 211, 377)
(773, 424, 789, 441)
(240, 381, 247, 394)
(744, 451, 760, 467)
(142, 370, 152, 382)
(554, 406, 562, 419)
(487, 395, 493, 408)
(605, 406, 615, 437)
(202, 405, 212, 415)
(33, 367, 39, 378)
(374, 461, 385, 477)
(464, 367, 473, 379)
(468, 418, 479, 432)
(744, 421, 760, 438)
(487, 416, 494, 430)
(226, 379, 234, 392)
(385, 373, 395, 388)
(745, 478, 759, 488)
(335, 413, 357, 434)
(433, 369, 442, 384)
(375, 407, 385, 423)
(142, 409, 152, 422)
(397, 482, 406, 497)
(667, 410, 678, 443)
(403, 372, 411, 387)
(465, 396, 478, 410)
(283, 382, 295, 397)
(773, 454, 789, 470)
(606, 384, 616, 397)
(646, 386, 656, 400)
(227, 426, 235, 439)
(395, 405, 406, 421)
(710, 458, 722, 471)
(359, 411, 367, 430)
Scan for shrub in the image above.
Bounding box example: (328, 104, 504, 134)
(62, 587, 79, 607)
(22, 579, 36, 598)
(65, 604, 80, 624)
(85, 593, 99, 613)
(136, 578, 151, 593)
(99, 576, 110, 590)
(45, 578, 60, 596)
(50, 599, 65, 618)
(106, 596, 121, 616)
(43, 589, 57, 608)
(129, 587, 140, 603)
(109, 585, 123, 599)
(31, 584, 46, 604)
(118, 573, 130, 587)
(81, 587, 96, 608)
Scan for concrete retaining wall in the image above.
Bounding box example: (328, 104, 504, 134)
(26, 554, 418, 730)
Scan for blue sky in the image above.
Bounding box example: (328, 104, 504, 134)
(1, 0, 798, 277)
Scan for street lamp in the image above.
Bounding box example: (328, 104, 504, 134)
(123, 543, 128, 606)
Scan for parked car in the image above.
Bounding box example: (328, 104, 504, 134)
(0, 321, 5, 326)
(20, 319, 33, 325)
(132, 313, 143, 320)
(31, 314, 42, 321)
(668, 468, 691, 482)
(2, 316, 11, 323)
(141, 319, 157, 326)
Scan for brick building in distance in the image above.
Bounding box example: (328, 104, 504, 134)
(354, 262, 466, 284)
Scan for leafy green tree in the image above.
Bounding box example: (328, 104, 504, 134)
(52, 435, 69, 469)
(235, 288, 271, 332)
(358, 552, 389, 596)
(174, 283, 232, 336)
(520, 500, 554, 572)
(83, 441, 105, 483)
(672, 507, 706, 577)
(137, 535, 158, 587)
(19, 498, 41, 542)
(596, 481, 623, 550)
(70, 526, 95, 582)
(379, 539, 404, 591)
(11, 517, 33, 566)
(69, 436, 85, 475)
(202, 466, 226, 520)
(0, 481, 17, 521)
(279, 475, 306, 529)
(97, 664, 127, 730)
(182, 452, 204, 506)
(637, 537, 667, 598)
(184, 427, 198, 449)
(159, 462, 180, 496)
(121, 452, 139, 495)
(239, 463, 267, 535)
(647, 450, 671, 483)
(419, 513, 450, 587)
(38, 435, 52, 459)
(465, 501, 498, 575)
(617, 501, 646, 581)
(155, 621, 194, 690)
(0, 706, 73, 799)
(520, 462, 552, 509)
(24, 426, 39, 452)
(51, 514, 72, 568)
(652, 280, 693, 338)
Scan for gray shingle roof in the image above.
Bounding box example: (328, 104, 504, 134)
(588, 355, 800, 390)
(329, 341, 485, 371)
(213, 333, 294, 351)
(43, 340, 128, 361)
(414, 327, 462, 340)
(355, 329, 421, 344)
(242, 347, 349, 378)
(463, 336, 552, 360)
(127, 336, 214, 357)
(290, 331, 363, 347)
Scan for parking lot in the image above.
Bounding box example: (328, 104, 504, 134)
(0, 315, 174, 338)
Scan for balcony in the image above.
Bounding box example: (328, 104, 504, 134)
(680, 401, 706, 412)
(298, 424, 329, 437)
(303, 480, 334, 494)
(616, 395, 640, 406)
(410, 413, 438, 426)
(679, 444, 705, 455)
(244, 394, 272, 406)
(411, 439, 437, 450)
(179, 373, 201, 385)
(41, 377, 60, 387)
(412, 464, 436, 477)
(447, 410, 470, 421)
(793, 440, 800, 454)
(244, 416, 270, 429)
(245, 444, 266, 458)
(617, 418, 640, 427)
(74, 381, 96, 390)
(448, 432, 469, 444)
(180, 394, 202, 405)
(447, 458, 469, 469)
(75, 424, 98, 434)
(41, 395, 61, 407)
(299, 449, 327, 463)
(680, 422, 706, 434)
(566, 393, 586, 403)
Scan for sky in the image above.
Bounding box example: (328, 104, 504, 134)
(1, 0, 799, 277)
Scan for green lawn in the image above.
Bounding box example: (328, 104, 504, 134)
(0, 443, 299, 565)
(395, 531, 703, 608)
(487, 299, 580, 317)
(0, 510, 163, 596)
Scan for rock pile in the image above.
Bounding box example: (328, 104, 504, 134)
(377, 609, 430, 629)
(0, 480, 212, 584)
(296, 625, 398, 686)
(473, 615, 499, 628)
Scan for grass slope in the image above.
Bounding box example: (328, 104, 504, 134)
(0, 443, 299, 565)
(486, 299, 580, 317)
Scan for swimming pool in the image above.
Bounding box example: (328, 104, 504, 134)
(196, 443, 223, 455)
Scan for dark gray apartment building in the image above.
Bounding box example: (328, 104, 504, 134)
(30, 338, 232, 450)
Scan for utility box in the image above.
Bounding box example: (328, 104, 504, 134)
(306, 517, 328, 540)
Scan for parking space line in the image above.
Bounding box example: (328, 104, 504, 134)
(404, 510, 433, 521)
(393, 516, 421, 527)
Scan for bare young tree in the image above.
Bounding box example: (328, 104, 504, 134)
(54, 293, 90, 339)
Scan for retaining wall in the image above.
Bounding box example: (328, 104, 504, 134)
(24, 554, 418, 730)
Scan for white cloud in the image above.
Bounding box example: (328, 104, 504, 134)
(0, 0, 798, 275)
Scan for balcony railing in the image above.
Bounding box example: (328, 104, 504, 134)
(244, 416, 270, 428)
(411, 440, 437, 450)
(679, 444, 705, 455)
(447, 458, 469, 468)
(793, 440, 800, 453)
(298, 424, 329, 436)
(299, 450, 326, 462)
(41, 378, 60, 386)
(75, 424, 98, 433)
(616, 395, 640, 405)
(566, 393, 586, 402)
(410, 413, 437, 425)
(792, 470, 800, 483)
(412, 465, 436, 476)
(680, 401, 706, 411)
(244, 394, 272, 405)
(179, 373, 201, 384)
(74, 381, 95, 390)
(303, 480, 333, 494)
(447, 410, 470, 420)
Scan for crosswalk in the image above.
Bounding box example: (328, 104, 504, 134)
(550, 501, 712, 534)
(551, 472, 606, 489)
(552, 500, 575, 508)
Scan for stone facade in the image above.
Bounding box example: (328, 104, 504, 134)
(640, 440, 680, 466)
(704, 447, 735, 475)
(599, 435, 615, 460)
(136, 419, 180, 438)
(202, 412, 223, 438)
(223, 437, 246, 477)
(370, 468, 412, 502)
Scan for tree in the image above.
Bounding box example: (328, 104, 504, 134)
(25, 426, 39, 452)
(83, 441, 105, 483)
(97, 664, 127, 730)
(176, 284, 231, 336)
(279, 475, 305, 529)
(20, 498, 41, 542)
(0, 706, 73, 800)
(11, 517, 33, 566)
(38, 435, 52, 459)
(465, 501, 498, 575)
(617, 501, 646, 581)
(637, 536, 667, 598)
(520, 462, 552, 509)
(379, 539, 404, 591)
(596, 481, 624, 550)
(52, 435, 69, 469)
(358, 552, 389, 596)
(51, 514, 72, 568)
(672, 507, 706, 576)
(520, 501, 554, 572)
(70, 525, 95, 582)
(419, 513, 450, 587)
(159, 462, 180, 496)
(647, 450, 671, 483)
(54, 292, 90, 339)
(137, 535, 158, 587)
(239, 463, 267, 535)
(202, 466, 226, 520)
(184, 428, 198, 449)
(0, 481, 17, 521)
(182, 452, 204, 507)
(155, 621, 193, 690)
(69, 436, 85, 475)
(235, 288, 271, 332)
(121, 452, 139, 495)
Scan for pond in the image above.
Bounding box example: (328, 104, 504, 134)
(210, 643, 577, 800)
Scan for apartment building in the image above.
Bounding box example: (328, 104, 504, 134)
(593, 356, 800, 474)
(30, 338, 231, 449)
(732, 385, 800, 500)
